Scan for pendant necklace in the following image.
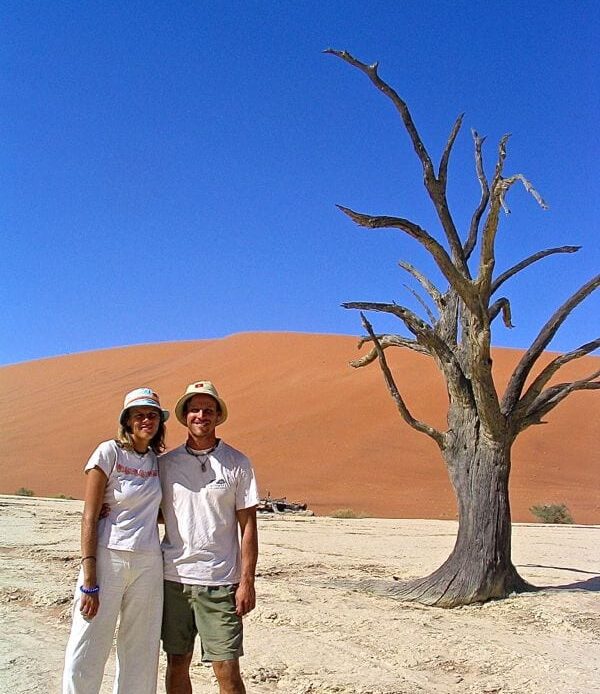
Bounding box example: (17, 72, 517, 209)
(185, 441, 218, 472)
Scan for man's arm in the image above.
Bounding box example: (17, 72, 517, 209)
(234, 506, 258, 616)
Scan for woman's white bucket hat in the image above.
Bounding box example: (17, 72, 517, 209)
(119, 387, 170, 424)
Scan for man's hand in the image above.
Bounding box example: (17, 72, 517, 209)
(235, 506, 258, 616)
(235, 579, 256, 616)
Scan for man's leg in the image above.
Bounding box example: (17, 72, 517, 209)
(212, 659, 245, 694)
(162, 582, 198, 694)
(166, 652, 194, 694)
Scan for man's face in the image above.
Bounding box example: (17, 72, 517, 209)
(185, 394, 220, 439)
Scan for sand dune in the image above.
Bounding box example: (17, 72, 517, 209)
(1, 332, 598, 522)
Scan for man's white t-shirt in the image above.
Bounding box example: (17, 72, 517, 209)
(85, 440, 162, 555)
(159, 440, 260, 585)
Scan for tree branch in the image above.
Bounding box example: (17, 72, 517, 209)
(336, 205, 479, 314)
(398, 261, 443, 309)
(352, 334, 431, 367)
(438, 114, 464, 186)
(359, 313, 445, 447)
(489, 298, 514, 328)
(520, 370, 600, 430)
(403, 284, 437, 325)
(325, 48, 468, 275)
(343, 300, 432, 337)
(344, 301, 472, 405)
(491, 246, 581, 294)
(502, 273, 600, 414)
(477, 134, 511, 291)
(464, 130, 489, 261)
(498, 174, 549, 214)
(324, 49, 435, 180)
(514, 338, 600, 419)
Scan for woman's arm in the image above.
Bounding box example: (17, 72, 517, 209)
(79, 467, 108, 619)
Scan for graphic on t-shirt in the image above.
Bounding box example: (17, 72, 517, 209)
(116, 461, 158, 479)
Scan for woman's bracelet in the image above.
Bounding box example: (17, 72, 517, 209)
(81, 556, 96, 564)
(80, 585, 100, 595)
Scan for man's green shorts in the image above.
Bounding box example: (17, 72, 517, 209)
(161, 580, 244, 662)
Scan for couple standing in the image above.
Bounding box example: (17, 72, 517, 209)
(63, 381, 259, 694)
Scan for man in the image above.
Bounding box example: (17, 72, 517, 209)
(159, 381, 259, 694)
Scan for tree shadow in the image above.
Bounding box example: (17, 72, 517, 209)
(518, 564, 600, 592)
(551, 575, 600, 591)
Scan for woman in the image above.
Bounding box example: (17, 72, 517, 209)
(63, 387, 169, 694)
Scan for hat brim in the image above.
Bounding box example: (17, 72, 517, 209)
(119, 401, 170, 425)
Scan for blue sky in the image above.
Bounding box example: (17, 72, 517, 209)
(2, 1, 598, 365)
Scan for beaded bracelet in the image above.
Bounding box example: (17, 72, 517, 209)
(80, 585, 100, 595)
(80, 556, 96, 564)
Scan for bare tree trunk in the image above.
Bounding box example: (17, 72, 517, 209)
(327, 47, 599, 607)
(391, 433, 533, 606)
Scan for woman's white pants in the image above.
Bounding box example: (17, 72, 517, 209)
(63, 547, 163, 694)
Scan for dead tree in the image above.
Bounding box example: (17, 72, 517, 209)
(326, 49, 600, 607)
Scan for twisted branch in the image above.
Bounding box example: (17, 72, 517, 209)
(514, 338, 600, 419)
(439, 114, 464, 186)
(337, 205, 478, 314)
(403, 284, 437, 324)
(324, 49, 435, 179)
(343, 300, 432, 337)
(477, 134, 512, 290)
(491, 246, 580, 294)
(520, 370, 600, 429)
(398, 261, 443, 309)
(359, 313, 445, 447)
(489, 298, 514, 328)
(498, 174, 549, 214)
(344, 301, 471, 405)
(464, 130, 489, 260)
(352, 334, 431, 367)
(325, 48, 468, 273)
(503, 273, 600, 414)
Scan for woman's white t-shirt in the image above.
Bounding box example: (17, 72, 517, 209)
(85, 440, 162, 555)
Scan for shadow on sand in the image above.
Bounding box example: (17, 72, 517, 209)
(518, 564, 600, 592)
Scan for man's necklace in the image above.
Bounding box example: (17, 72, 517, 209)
(185, 441, 219, 472)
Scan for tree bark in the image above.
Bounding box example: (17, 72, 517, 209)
(390, 432, 533, 606)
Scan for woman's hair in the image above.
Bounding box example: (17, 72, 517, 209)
(116, 411, 166, 454)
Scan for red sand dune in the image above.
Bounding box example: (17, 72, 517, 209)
(1, 333, 598, 523)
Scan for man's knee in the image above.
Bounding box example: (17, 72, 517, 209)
(165, 653, 194, 694)
(212, 659, 245, 693)
(167, 652, 194, 672)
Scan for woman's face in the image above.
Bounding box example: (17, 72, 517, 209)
(126, 406, 161, 442)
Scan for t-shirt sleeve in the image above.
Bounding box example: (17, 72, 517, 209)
(235, 459, 260, 510)
(84, 440, 117, 478)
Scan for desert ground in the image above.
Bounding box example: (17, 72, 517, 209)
(1, 334, 599, 523)
(0, 495, 598, 694)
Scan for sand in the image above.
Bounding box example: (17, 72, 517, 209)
(1, 333, 599, 523)
(1, 495, 598, 694)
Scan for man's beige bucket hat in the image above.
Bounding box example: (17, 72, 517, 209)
(174, 380, 228, 426)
